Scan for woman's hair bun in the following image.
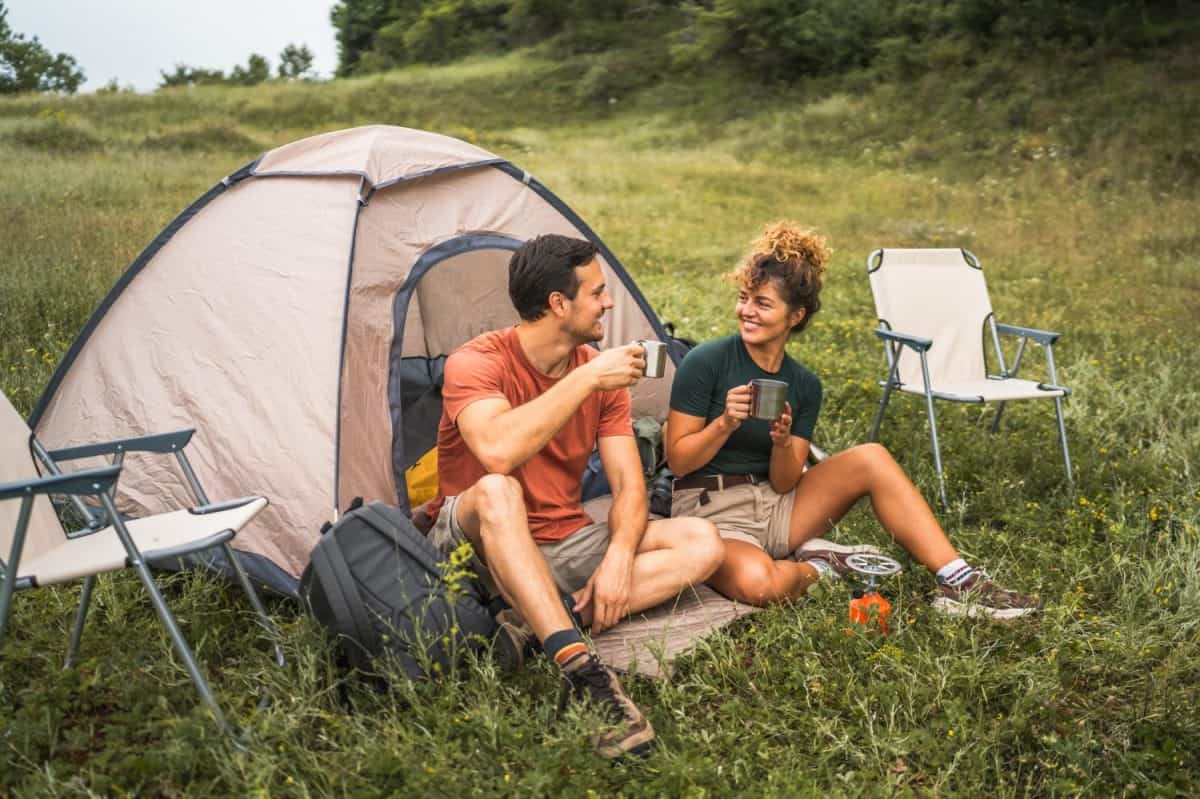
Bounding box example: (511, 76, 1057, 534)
(752, 221, 831, 274)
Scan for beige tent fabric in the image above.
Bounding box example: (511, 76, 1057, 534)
(407, 248, 521, 358)
(900, 378, 1066, 402)
(1, 393, 66, 566)
(35, 177, 360, 579)
(338, 165, 674, 511)
(253, 125, 499, 187)
(35, 127, 680, 583)
(16, 498, 267, 586)
(869, 249, 993, 388)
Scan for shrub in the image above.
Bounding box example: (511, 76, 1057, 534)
(673, 0, 888, 83)
(5, 109, 101, 152)
(140, 124, 262, 153)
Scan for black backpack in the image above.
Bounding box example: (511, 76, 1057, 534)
(300, 499, 497, 680)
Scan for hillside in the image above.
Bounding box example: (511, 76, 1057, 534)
(1, 41, 1199, 796)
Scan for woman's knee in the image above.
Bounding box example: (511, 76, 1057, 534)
(720, 556, 778, 606)
(846, 442, 897, 479)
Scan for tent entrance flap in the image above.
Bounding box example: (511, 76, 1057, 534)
(388, 234, 523, 504)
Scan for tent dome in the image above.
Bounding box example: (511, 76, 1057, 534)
(253, 125, 503, 189)
(32, 125, 676, 596)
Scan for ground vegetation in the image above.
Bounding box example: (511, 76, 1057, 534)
(1, 22, 1198, 796)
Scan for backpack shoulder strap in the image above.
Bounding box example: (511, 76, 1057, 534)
(310, 532, 379, 663)
(357, 502, 444, 575)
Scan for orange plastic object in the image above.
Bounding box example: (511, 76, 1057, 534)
(848, 591, 891, 635)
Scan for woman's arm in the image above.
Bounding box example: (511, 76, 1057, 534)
(767, 402, 810, 493)
(665, 384, 752, 476)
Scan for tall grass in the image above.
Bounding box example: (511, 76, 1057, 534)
(1, 41, 1198, 796)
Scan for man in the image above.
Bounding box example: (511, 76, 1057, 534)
(426, 234, 723, 759)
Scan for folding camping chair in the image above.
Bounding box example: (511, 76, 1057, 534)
(865, 248, 1072, 506)
(0, 390, 284, 732)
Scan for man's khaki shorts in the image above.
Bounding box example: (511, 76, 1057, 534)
(428, 494, 612, 596)
(670, 481, 796, 559)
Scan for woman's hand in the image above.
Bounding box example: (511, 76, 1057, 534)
(720, 383, 753, 432)
(768, 401, 792, 448)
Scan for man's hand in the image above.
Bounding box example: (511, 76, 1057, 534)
(720, 383, 753, 432)
(768, 401, 793, 448)
(582, 344, 645, 391)
(573, 547, 634, 634)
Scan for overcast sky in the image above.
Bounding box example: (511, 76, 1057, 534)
(6, 0, 340, 92)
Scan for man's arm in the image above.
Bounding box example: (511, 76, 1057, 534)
(456, 345, 644, 474)
(575, 434, 647, 633)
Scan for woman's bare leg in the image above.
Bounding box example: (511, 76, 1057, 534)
(707, 539, 820, 606)
(785, 443, 958, 572)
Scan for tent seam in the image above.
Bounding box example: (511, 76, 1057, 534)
(332, 177, 368, 517)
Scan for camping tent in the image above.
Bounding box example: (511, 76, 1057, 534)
(30, 125, 679, 598)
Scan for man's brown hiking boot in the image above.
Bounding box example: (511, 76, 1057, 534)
(492, 608, 535, 672)
(558, 652, 656, 759)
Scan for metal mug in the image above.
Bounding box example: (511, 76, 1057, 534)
(637, 339, 667, 378)
(750, 378, 788, 420)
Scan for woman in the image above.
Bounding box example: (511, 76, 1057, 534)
(664, 222, 1038, 618)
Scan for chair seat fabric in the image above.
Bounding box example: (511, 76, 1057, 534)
(19, 497, 266, 586)
(895, 378, 1066, 403)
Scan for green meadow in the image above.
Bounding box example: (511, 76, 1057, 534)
(1, 43, 1199, 796)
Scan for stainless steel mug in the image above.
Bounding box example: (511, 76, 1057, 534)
(750, 378, 788, 419)
(637, 339, 667, 378)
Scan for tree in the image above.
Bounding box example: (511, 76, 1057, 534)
(0, 1, 85, 94)
(277, 43, 315, 79)
(158, 63, 226, 89)
(229, 53, 270, 86)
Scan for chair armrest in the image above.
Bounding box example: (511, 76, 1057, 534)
(996, 323, 1061, 346)
(47, 429, 196, 462)
(874, 328, 933, 352)
(0, 465, 122, 502)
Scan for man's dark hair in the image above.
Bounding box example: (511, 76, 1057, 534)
(508, 235, 599, 321)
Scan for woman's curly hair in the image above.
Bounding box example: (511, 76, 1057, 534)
(726, 221, 831, 334)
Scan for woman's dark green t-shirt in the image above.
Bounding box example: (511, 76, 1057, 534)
(669, 335, 822, 478)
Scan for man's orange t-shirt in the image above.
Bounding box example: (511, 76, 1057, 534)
(431, 326, 633, 544)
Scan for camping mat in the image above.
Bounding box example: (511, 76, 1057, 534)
(591, 585, 761, 679)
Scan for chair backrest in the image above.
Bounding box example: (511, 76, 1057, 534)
(867, 248, 994, 386)
(1, 391, 67, 567)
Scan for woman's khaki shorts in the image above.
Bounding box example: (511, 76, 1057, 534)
(671, 482, 796, 559)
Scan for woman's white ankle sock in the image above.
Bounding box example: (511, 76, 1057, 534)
(936, 558, 975, 587)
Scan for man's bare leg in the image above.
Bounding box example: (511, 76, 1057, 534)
(452, 474, 574, 641)
(572, 517, 723, 626)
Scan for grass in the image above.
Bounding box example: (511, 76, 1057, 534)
(2, 38, 1200, 796)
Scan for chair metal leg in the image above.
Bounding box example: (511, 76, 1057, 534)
(918, 352, 948, 508)
(990, 401, 1007, 433)
(129, 558, 228, 732)
(0, 575, 15, 649)
(870, 358, 902, 442)
(924, 393, 949, 508)
(0, 498, 33, 647)
(64, 575, 96, 669)
(96, 493, 229, 731)
(1054, 397, 1073, 483)
(869, 384, 894, 442)
(222, 543, 286, 668)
